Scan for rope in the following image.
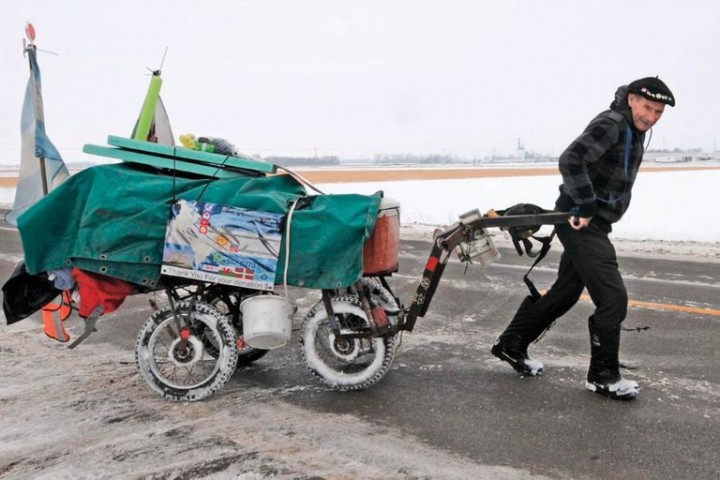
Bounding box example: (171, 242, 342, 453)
(274, 165, 326, 195)
(283, 197, 302, 304)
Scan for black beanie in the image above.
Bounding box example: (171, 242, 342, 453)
(627, 76, 675, 107)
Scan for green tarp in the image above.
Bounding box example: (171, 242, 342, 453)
(17, 163, 381, 290)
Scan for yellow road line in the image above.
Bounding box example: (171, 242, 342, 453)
(579, 294, 720, 317)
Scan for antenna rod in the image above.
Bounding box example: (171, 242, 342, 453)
(158, 46, 169, 73)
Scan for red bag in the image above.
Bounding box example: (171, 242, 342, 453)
(71, 269, 135, 318)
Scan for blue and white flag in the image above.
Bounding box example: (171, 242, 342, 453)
(6, 45, 69, 225)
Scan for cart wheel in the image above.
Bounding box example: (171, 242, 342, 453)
(201, 287, 269, 366)
(135, 301, 238, 401)
(301, 295, 397, 391)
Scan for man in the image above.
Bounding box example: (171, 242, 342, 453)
(491, 77, 675, 400)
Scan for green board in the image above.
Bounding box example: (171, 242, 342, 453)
(107, 135, 276, 174)
(82, 144, 245, 179)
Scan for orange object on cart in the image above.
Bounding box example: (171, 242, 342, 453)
(363, 198, 400, 275)
(42, 291, 73, 342)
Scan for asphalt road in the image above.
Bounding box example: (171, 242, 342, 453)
(1, 221, 719, 479)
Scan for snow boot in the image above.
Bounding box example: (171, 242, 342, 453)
(585, 371, 639, 400)
(586, 322, 639, 400)
(491, 337, 543, 377)
(491, 295, 556, 377)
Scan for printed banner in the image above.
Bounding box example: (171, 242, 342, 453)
(161, 200, 283, 291)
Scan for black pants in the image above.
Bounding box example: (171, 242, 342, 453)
(497, 219, 628, 376)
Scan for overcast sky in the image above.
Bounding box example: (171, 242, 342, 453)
(1, 0, 718, 164)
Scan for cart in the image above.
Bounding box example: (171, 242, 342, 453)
(6, 136, 570, 402)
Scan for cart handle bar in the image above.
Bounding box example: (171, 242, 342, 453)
(401, 211, 571, 331)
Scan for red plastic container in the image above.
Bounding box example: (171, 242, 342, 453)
(363, 198, 400, 275)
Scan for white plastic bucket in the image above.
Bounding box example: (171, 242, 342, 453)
(240, 295, 293, 350)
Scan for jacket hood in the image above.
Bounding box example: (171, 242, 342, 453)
(610, 85, 634, 125)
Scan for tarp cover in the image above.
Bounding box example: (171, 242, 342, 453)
(17, 163, 381, 290)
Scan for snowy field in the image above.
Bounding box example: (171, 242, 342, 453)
(3, 166, 719, 260)
(315, 168, 720, 263)
(314, 168, 718, 241)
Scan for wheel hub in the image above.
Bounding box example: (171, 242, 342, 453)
(328, 331, 360, 361)
(168, 336, 204, 366)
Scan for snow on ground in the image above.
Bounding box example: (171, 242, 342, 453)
(0, 322, 549, 480)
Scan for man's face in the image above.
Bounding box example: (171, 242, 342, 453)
(628, 93, 666, 132)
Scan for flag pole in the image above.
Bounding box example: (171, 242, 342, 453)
(6, 22, 69, 225)
(24, 22, 48, 196)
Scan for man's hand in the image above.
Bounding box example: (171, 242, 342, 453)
(569, 215, 592, 230)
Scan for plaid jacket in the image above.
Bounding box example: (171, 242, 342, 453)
(556, 86, 646, 224)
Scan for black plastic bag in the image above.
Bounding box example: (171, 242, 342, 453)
(2, 261, 61, 325)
